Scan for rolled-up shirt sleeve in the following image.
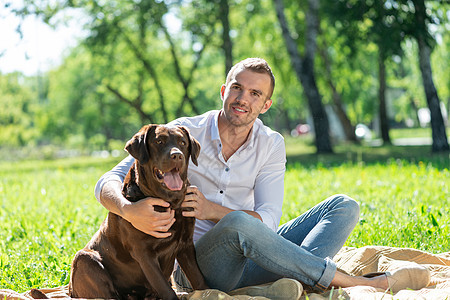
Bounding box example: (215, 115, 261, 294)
(253, 138, 286, 231)
(94, 155, 135, 202)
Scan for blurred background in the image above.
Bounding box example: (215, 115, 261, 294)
(1, 0, 449, 160)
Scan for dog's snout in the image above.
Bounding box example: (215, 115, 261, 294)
(170, 148, 183, 161)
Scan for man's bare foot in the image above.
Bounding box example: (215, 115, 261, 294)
(330, 271, 388, 289)
(366, 274, 389, 290)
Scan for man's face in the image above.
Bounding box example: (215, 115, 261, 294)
(220, 68, 273, 128)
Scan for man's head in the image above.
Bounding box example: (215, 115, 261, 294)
(220, 58, 275, 129)
(225, 58, 275, 100)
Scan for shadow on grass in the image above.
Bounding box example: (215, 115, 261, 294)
(286, 143, 450, 170)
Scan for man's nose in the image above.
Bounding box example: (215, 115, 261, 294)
(236, 90, 249, 103)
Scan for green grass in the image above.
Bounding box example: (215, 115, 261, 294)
(282, 161, 449, 252)
(390, 127, 433, 139)
(0, 156, 122, 291)
(0, 139, 448, 292)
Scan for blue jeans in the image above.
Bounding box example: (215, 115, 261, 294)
(174, 194, 359, 292)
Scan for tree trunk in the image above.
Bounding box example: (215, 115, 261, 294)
(219, 0, 233, 77)
(413, 0, 449, 152)
(409, 97, 421, 126)
(378, 48, 391, 144)
(447, 97, 450, 125)
(273, 0, 333, 153)
(417, 40, 449, 152)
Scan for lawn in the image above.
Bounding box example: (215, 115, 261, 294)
(0, 139, 448, 292)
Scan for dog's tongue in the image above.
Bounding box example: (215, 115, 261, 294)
(163, 171, 183, 191)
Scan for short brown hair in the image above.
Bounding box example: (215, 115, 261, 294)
(225, 58, 275, 99)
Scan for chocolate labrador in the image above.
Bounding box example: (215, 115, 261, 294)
(69, 124, 208, 300)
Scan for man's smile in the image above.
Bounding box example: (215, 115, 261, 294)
(232, 106, 248, 114)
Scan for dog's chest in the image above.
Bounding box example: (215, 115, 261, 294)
(167, 212, 195, 243)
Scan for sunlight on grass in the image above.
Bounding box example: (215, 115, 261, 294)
(390, 128, 432, 139)
(282, 161, 449, 253)
(0, 157, 119, 291)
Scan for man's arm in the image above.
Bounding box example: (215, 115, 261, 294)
(252, 138, 286, 231)
(96, 156, 176, 238)
(99, 180, 176, 238)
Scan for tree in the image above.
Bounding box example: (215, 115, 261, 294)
(43, 47, 139, 146)
(219, 0, 233, 75)
(13, 0, 219, 123)
(274, 0, 333, 153)
(317, 35, 357, 142)
(0, 72, 38, 147)
(323, 0, 410, 145)
(410, 0, 449, 152)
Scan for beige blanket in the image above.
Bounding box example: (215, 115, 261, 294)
(2, 246, 449, 300)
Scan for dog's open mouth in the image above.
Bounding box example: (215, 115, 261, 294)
(154, 167, 183, 191)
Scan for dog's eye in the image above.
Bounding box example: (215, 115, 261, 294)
(180, 140, 186, 146)
(156, 139, 163, 145)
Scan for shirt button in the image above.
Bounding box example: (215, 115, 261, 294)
(225, 167, 229, 172)
(219, 190, 224, 194)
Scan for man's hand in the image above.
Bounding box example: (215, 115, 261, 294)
(99, 181, 175, 239)
(122, 197, 175, 238)
(182, 186, 230, 222)
(182, 185, 263, 223)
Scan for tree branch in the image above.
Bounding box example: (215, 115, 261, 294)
(106, 84, 154, 123)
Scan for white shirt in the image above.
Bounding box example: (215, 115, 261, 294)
(95, 110, 286, 242)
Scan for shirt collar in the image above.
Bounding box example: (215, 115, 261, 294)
(210, 110, 259, 151)
(211, 110, 221, 142)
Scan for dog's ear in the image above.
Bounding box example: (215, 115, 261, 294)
(124, 125, 157, 164)
(180, 126, 201, 166)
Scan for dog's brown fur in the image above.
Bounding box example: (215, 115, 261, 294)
(68, 124, 207, 300)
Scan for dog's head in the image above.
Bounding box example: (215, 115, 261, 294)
(124, 124, 200, 196)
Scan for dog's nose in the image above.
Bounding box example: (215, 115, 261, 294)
(170, 148, 183, 161)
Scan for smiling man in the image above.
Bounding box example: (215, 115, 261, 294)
(94, 58, 419, 299)
(221, 64, 273, 128)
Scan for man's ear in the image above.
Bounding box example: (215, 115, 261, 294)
(260, 99, 273, 114)
(180, 126, 201, 166)
(124, 124, 157, 164)
(220, 84, 226, 100)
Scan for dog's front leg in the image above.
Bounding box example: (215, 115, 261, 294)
(177, 243, 209, 290)
(132, 254, 178, 300)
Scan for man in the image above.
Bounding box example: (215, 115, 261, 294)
(95, 58, 416, 297)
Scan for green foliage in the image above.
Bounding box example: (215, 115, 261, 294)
(1, 0, 449, 151)
(44, 47, 141, 144)
(0, 73, 40, 147)
(316, 23, 379, 124)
